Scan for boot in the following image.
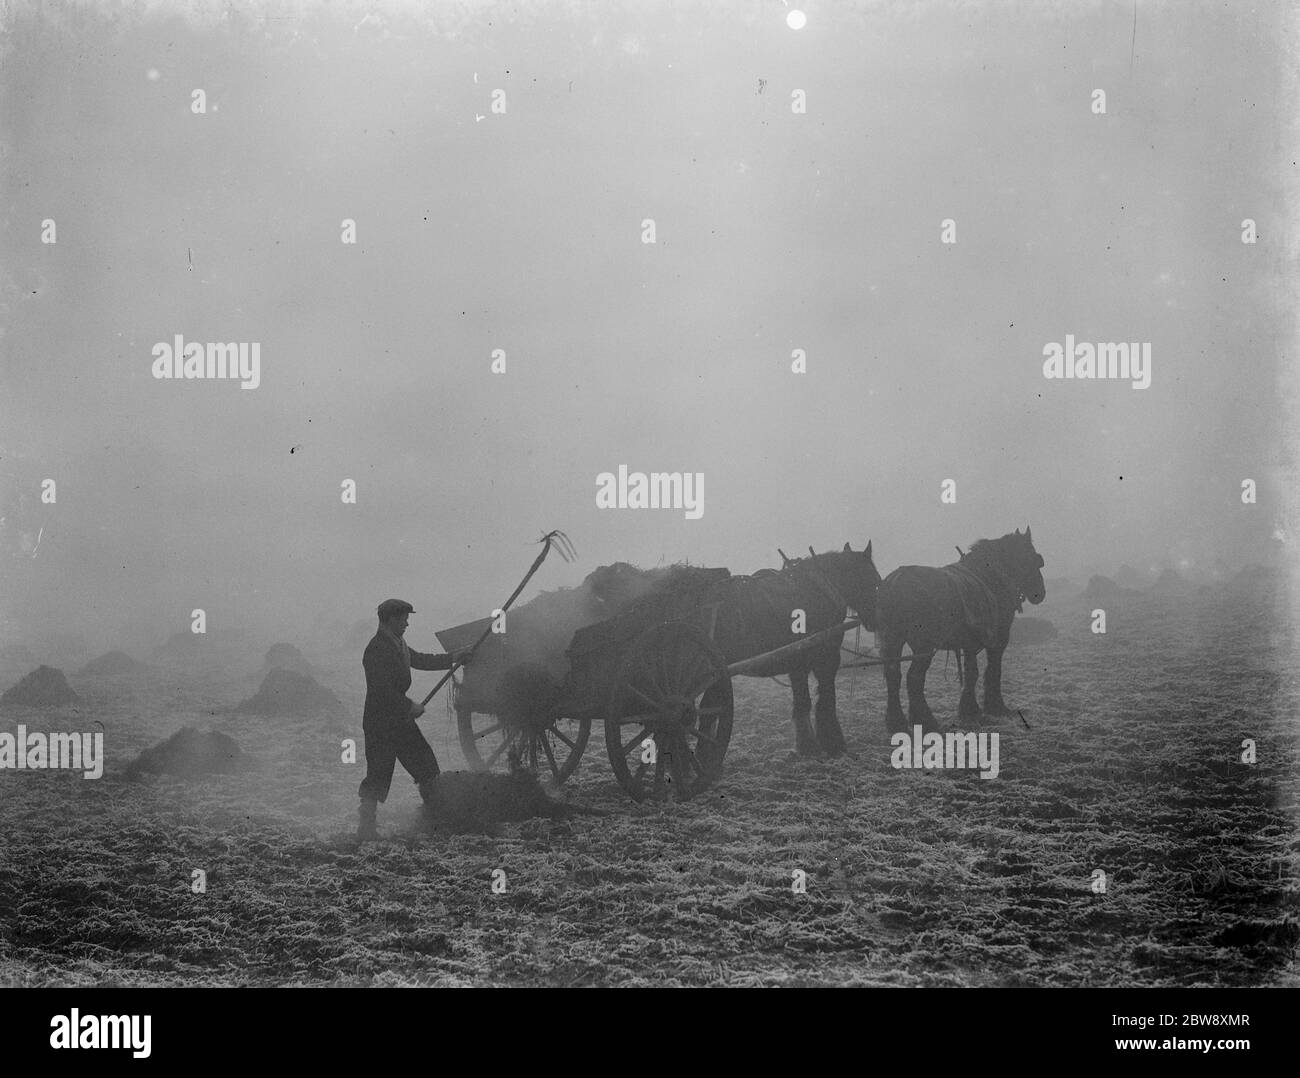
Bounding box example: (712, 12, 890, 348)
(356, 798, 379, 842)
(417, 775, 441, 820)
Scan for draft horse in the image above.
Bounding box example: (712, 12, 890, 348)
(875, 528, 1046, 733)
(707, 542, 882, 756)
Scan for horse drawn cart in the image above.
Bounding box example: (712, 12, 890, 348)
(437, 568, 864, 803)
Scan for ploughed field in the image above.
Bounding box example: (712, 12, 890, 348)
(0, 589, 1296, 986)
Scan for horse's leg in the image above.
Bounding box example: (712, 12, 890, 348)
(790, 658, 818, 756)
(958, 647, 982, 721)
(982, 645, 1011, 716)
(906, 650, 939, 732)
(813, 648, 846, 757)
(882, 634, 907, 734)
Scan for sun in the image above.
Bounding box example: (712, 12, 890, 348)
(787, 9, 807, 31)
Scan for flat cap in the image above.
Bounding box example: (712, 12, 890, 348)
(377, 598, 415, 620)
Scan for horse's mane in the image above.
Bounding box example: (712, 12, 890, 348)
(965, 534, 1019, 564)
(959, 533, 1035, 612)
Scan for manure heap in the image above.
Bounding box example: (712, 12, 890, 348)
(456, 562, 730, 708)
(423, 770, 607, 833)
(126, 727, 246, 778)
(235, 667, 343, 717)
(1081, 575, 1140, 605)
(1, 665, 79, 707)
(80, 650, 150, 677)
(258, 642, 316, 678)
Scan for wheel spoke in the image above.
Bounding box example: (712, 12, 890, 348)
(685, 671, 721, 699)
(613, 711, 660, 727)
(474, 721, 504, 741)
(627, 682, 666, 714)
(674, 642, 691, 700)
(621, 726, 651, 757)
(484, 731, 515, 768)
(688, 726, 719, 746)
(542, 734, 560, 780)
(668, 735, 690, 792)
(549, 725, 577, 750)
(679, 744, 701, 783)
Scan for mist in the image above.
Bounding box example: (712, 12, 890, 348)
(1, 0, 1293, 666)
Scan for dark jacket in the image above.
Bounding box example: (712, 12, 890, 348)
(362, 629, 454, 727)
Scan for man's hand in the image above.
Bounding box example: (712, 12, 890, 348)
(452, 648, 474, 666)
(409, 703, 426, 720)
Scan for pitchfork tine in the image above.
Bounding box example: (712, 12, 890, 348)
(545, 529, 577, 563)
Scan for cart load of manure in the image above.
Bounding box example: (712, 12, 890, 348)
(1, 665, 79, 707)
(125, 727, 246, 779)
(455, 561, 730, 708)
(80, 650, 150, 677)
(235, 668, 344, 717)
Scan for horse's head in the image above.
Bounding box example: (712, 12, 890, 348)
(824, 540, 882, 629)
(1009, 526, 1046, 606)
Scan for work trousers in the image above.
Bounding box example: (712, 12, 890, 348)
(357, 715, 440, 803)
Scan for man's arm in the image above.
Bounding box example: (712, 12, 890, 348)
(408, 645, 456, 672)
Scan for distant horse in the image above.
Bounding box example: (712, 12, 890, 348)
(706, 542, 881, 756)
(876, 528, 1046, 733)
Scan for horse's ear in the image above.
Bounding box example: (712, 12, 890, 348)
(843, 542, 852, 552)
(1015, 527, 1021, 535)
(865, 540, 872, 559)
(1025, 525, 1032, 542)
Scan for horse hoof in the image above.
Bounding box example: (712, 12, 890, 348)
(817, 735, 847, 757)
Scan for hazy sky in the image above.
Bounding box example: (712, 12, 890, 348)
(1, 0, 1295, 654)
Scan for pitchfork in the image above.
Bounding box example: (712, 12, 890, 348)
(418, 530, 577, 707)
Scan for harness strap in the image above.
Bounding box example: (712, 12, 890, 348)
(790, 558, 851, 612)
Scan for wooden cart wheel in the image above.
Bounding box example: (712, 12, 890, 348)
(456, 705, 591, 784)
(456, 664, 590, 784)
(604, 621, 734, 802)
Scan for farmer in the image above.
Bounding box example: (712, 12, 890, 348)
(357, 598, 470, 841)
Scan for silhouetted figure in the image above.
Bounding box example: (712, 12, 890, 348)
(357, 599, 468, 841)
